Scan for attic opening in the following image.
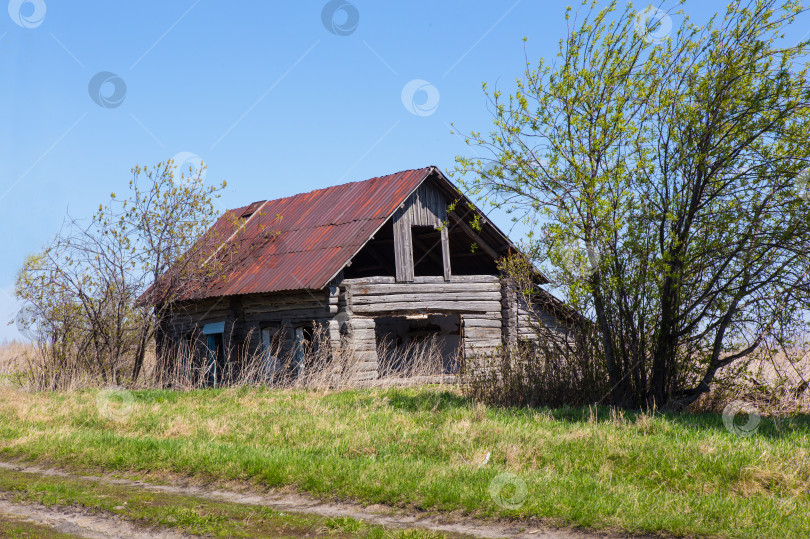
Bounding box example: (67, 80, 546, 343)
(411, 226, 444, 276)
(240, 200, 265, 219)
(447, 224, 499, 275)
(343, 219, 396, 279)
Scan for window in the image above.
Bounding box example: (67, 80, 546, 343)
(411, 226, 444, 276)
(293, 327, 306, 377)
(261, 327, 282, 380)
(203, 322, 226, 387)
(289, 326, 320, 379)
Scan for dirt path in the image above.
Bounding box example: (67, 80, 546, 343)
(0, 460, 635, 539)
(0, 497, 188, 539)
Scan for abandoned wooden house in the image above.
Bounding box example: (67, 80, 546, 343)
(150, 166, 576, 384)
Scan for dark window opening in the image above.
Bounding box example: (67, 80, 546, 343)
(411, 226, 444, 277)
(180, 335, 192, 368)
(293, 326, 313, 377)
(240, 200, 266, 219)
(261, 326, 283, 379)
(447, 225, 499, 275)
(343, 219, 396, 278)
(374, 314, 461, 375)
(271, 325, 320, 380)
(168, 333, 199, 387)
(205, 333, 225, 387)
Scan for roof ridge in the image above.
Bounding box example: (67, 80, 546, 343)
(231, 166, 435, 212)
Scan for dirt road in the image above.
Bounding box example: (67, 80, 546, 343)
(0, 460, 635, 539)
(0, 497, 188, 538)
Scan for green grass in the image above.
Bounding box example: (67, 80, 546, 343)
(0, 468, 452, 538)
(0, 385, 808, 538)
(0, 514, 77, 538)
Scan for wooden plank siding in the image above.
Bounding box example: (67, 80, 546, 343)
(393, 182, 451, 282)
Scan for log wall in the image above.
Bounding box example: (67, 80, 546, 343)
(160, 289, 334, 362)
(346, 316, 379, 381)
(158, 274, 576, 380)
(341, 275, 503, 361)
(500, 283, 571, 346)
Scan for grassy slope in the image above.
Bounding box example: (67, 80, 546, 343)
(0, 386, 808, 538)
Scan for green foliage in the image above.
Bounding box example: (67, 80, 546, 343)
(14, 161, 226, 388)
(454, 0, 810, 408)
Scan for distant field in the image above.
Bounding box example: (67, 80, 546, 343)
(0, 386, 808, 538)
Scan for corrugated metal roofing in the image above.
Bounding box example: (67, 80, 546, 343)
(177, 167, 434, 300)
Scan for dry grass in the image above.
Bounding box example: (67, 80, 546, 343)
(0, 341, 35, 381)
(0, 338, 159, 391)
(0, 327, 452, 393)
(696, 346, 810, 415)
(4, 334, 809, 418)
(153, 324, 453, 392)
(462, 339, 607, 409)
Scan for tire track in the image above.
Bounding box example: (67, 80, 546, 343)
(0, 460, 639, 539)
(0, 497, 188, 539)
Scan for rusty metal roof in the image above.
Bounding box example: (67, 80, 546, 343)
(179, 167, 434, 300)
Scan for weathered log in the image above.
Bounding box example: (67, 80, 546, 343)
(350, 292, 502, 305)
(463, 328, 502, 340)
(348, 283, 499, 295)
(353, 360, 379, 372)
(461, 318, 503, 328)
(352, 301, 501, 314)
(342, 275, 498, 286)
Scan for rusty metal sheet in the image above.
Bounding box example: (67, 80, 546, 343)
(173, 167, 432, 300)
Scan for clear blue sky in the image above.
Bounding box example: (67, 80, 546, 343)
(1, 0, 806, 340)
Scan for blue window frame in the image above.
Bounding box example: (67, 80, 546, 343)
(203, 322, 226, 386)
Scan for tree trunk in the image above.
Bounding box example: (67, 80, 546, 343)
(650, 285, 677, 410)
(131, 328, 150, 385)
(591, 273, 625, 406)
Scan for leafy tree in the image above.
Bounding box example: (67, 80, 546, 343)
(455, 0, 810, 408)
(15, 161, 226, 387)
